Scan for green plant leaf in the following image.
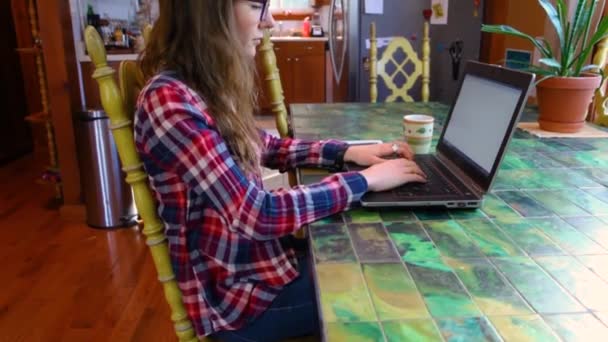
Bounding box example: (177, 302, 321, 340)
(481, 24, 548, 57)
(581, 64, 601, 72)
(539, 0, 565, 52)
(526, 65, 558, 76)
(576, 15, 608, 74)
(537, 38, 555, 59)
(539, 58, 561, 69)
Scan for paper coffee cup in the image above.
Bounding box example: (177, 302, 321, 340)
(403, 114, 434, 154)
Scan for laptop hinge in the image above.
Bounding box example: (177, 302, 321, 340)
(436, 152, 485, 198)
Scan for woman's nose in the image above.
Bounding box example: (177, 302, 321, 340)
(260, 11, 275, 29)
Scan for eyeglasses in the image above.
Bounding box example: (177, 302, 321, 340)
(250, 0, 270, 21)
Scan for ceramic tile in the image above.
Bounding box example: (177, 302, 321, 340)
(435, 317, 502, 342)
(547, 151, 608, 168)
(378, 208, 417, 222)
(481, 193, 521, 219)
(517, 152, 569, 168)
(406, 261, 481, 317)
(584, 187, 608, 204)
(538, 168, 603, 189)
(535, 256, 608, 312)
(445, 257, 532, 315)
(493, 169, 545, 189)
(344, 208, 382, 223)
(492, 257, 585, 313)
(310, 224, 357, 263)
(580, 168, 608, 187)
(524, 190, 589, 217)
(325, 322, 384, 342)
(348, 223, 400, 263)
(594, 312, 608, 327)
(576, 255, 608, 282)
(489, 315, 560, 342)
(543, 313, 608, 341)
(526, 217, 606, 255)
(316, 263, 375, 322)
(448, 209, 486, 220)
(554, 189, 608, 215)
(494, 217, 565, 256)
(385, 222, 444, 268)
(528, 169, 576, 189)
(564, 216, 608, 249)
(508, 139, 547, 153)
(413, 208, 452, 221)
(422, 220, 484, 258)
(538, 139, 574, 152)
(494, 191, 554, 217)
(556, 138, 597, 151)
(457, 218, 525, 257)
(310, 213, 344, 227)
(361, 263, 429, 320)
(382, 319, 443, 342)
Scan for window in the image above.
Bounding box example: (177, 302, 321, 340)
(270, 0, 311, 10)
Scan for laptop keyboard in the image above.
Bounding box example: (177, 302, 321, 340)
(393, 156, 461, 197)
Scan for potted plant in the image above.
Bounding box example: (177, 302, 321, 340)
(482, 0, 608, 133)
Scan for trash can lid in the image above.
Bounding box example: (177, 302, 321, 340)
(75, 109, 107, 120)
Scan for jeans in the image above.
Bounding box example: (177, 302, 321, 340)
(211, 253, 320, 342)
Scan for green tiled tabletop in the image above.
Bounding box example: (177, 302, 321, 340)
(292, 102, 608, 342)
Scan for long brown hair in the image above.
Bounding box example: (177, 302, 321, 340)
(140, 0, 262, 175)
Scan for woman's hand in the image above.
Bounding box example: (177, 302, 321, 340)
(359, 158, 426, 192)
(343, 141, 414, 166)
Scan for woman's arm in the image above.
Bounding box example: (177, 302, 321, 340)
(259, 130, 348, 172)
(139, 86, 367, 241)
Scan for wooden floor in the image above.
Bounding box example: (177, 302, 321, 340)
(1, 151, 314, 342)
(1, 155, 176, 341)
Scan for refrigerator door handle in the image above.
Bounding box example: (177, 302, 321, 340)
(328, 0, 346, 82)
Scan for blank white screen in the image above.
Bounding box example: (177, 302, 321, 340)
(443, 75, 522, 173)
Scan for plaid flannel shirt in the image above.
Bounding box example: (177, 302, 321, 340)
(134, 72, 367, 337)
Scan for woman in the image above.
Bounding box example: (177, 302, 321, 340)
(136, 1, 426, 341)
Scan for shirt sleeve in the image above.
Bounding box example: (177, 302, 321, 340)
(139, 85, 368, 241)
(259, 129, 348, 172)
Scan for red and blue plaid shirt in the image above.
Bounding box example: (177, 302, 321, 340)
(134, 72, 367, 337)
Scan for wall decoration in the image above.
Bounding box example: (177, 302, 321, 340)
(473, 0, 481, 17)
(430, 0, 449, 25)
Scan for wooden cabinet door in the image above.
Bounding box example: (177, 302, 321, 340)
(273, 43, 294, 106)
(291, 53, 325, 104)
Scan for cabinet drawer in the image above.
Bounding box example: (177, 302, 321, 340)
(273, 41, 326, 56)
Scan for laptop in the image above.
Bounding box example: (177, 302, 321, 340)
(348, 61, 535, 208)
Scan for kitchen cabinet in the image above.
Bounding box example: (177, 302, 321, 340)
(256, 40, 326, 114)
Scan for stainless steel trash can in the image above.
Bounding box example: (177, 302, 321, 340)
(74, 110, 138, 228)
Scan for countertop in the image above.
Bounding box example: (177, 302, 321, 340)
(79, 36, 328, 62)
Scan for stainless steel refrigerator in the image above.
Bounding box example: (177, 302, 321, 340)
(328, 0, 484, 104)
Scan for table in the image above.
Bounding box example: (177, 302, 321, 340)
(292, 102, 608, 341)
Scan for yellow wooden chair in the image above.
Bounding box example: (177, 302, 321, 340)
(257, 29, 297, 187)
(369, 21, 430, 103)
(591, 36, 608, 127)
(84, 26, 202, 342)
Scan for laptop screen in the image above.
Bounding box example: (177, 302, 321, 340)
(442, 74, 522, 174)
(436, 62, 534, 192)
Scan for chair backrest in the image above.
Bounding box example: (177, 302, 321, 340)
(257, 29, 291, 138)
(591, 36, 608, 127)
(257, 30, 298, 187)
(83, 26, 200, 342)
(369, 21, 430, 103)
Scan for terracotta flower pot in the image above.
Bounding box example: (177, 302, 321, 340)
(536, 74, 601, 133)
